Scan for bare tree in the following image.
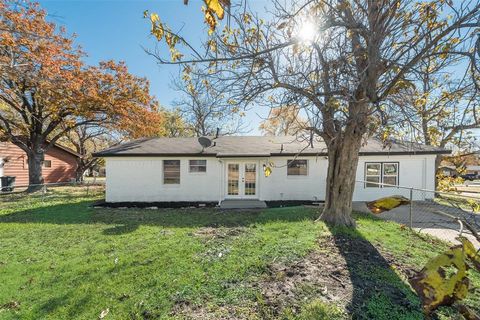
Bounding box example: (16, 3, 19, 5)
(259, 105, 308, 136)
(60, 125, 115, 182)
(385, 48, 480, 177)
(147, 0, 480, 226)
(171, 66, 245, 136)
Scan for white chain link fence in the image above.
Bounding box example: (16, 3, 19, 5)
(354, 180, 480, 247)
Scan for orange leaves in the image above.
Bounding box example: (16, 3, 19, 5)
(84, 60, 162, 139)
(1, 1, 85, 120)
(259, 105, 308, 136)
(1, 1, 160, 143)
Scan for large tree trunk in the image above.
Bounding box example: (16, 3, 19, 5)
(319, 128, 365, 227)
(434, 154, 443, 189)
(76, 165, 85, 183)
(75, 157, 99, 183)
(26, 145, 45, 192)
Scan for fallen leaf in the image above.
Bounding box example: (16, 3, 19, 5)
(99, 308, 109, 319)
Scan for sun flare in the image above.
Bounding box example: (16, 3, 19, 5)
(298, 20, 317, 42)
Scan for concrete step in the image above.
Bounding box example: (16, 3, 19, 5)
(220, 199, 267, 209)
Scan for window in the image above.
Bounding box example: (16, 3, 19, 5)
(163, 160, 180, 184)
(365, 162, 398, 187)
(189, 160, 207, 173)
(382, 163, 398, 187)
(365, 163, 381, 187)
(43, 160, 52, 168)
(287, 160, 308, 176)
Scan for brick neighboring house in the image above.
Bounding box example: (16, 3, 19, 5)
(0, 142, 80, 187)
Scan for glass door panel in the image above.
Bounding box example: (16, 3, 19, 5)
(244, 163, 256, 196)
(227, 164, 239, 195)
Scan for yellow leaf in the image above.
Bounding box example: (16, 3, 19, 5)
(204, 0, 228, 19)
(366, 196, 410, 214)
(410, 239, 479, 314)
(150, 13, 160, 23)
(264, 166, 272, 177)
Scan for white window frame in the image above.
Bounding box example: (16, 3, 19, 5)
(382, 162, 399, 187)
(189, 160, 207, 173)
(365, 162, 381, 188)
(163, 160, 181, 185)
(287, 159, 308, 176)
(364, 162, 399, 188)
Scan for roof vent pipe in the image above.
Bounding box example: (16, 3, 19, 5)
(215, 128, 220, 139)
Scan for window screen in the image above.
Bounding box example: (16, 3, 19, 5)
(365, 163, 381, 187)
(189, 160, 207, 173)
(287, 160, 308, 176)
(163, 160, 180, 184)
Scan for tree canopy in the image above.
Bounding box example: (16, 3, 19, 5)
(147, 0, 480, 226)
(0, 1, 162, 188)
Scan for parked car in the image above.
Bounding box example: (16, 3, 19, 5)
(460, 173, 479, 181)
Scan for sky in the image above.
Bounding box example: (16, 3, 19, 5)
(37, 0, 271, 134)
(33, 0, 480, 142)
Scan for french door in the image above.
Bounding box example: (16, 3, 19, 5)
(226, 162, 257, 198)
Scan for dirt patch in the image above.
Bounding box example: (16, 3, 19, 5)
(171, 302, 258, 320)
(1, 300, 20, 310)
(192, 227, 246, 240)
(257, 234, 418, 316)
(170, 233, 420, 319)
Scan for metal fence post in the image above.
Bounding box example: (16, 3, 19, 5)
(42, 184, 46, 202)
(409, 187, 413, 229)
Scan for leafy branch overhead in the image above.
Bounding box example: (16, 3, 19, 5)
(145, 0, 480, 228)
(145, 0, 230, 61)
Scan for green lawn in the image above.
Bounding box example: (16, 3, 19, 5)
(0, 187, 478, 319)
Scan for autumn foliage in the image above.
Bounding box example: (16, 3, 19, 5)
(0, 1, 162, 188)
(259, 105, 308, 136)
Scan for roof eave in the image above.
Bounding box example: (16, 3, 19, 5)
(94, 149, 451, 158)
(92, 152, 218, 158)
(358, 150, 451, 156)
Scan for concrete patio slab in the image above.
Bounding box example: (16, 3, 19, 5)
(353, 201, 480, 248)
(220, 199, 267, 209)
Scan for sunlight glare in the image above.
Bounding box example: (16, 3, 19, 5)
(298, 20, 317, 42)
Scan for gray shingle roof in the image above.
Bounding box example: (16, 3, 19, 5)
(93, 136, 450, 157)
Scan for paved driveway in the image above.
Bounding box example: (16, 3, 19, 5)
(353, 201, 480, 248)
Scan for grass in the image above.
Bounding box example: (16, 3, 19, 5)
(0, 187, 479, 319)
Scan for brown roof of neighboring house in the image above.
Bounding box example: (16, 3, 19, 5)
(93, 136, 450, 158)
(1, 141, 80, 158)
(50, 143, 81, 158)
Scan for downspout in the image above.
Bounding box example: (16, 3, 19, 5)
(218, 158, 224, 206)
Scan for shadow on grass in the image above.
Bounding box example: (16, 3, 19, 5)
(0, 200, 318, 235)
(325, 218, 423, 320)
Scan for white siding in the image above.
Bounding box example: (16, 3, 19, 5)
(105, 157, 222, 202)
(105, 154, 437, 202)
(258, 156, 327, 201)
(353, 155, 437, 201)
